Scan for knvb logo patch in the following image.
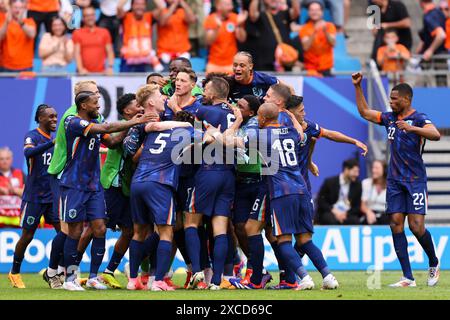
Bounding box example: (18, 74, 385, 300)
(26, 216, 35, 226)
(68, 209, 77, 219)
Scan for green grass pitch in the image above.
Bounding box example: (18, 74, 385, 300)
(1, 271, 449, 300)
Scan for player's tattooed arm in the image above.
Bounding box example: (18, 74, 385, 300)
(102, 131, 128, 149)
(205, 124, 245, 149)
(352, 72, 381, 124)
(308, 138, 319, 177)
(321, 128, 369, 156)
(145, 121, 192, 132)
(396, 121, 441, 141)
(223, 103, 243, 138)
(89, 113, 156, 136)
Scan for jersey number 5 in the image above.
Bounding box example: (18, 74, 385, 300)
(150, 133, 170, 154)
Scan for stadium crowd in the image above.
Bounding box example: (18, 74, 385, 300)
(0, 0, 444, 293)
(0, 0, 449, 77)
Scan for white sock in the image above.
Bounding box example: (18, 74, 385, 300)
(47, 268, 57, 277)
(104, 268, 114, 275)
(57, 265, 65, 274)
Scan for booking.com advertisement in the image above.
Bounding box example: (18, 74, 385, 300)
(0, 226, 448, 273)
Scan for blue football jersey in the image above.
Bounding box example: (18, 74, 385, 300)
(246, 125, 308, 199)
(161, 97, 203, 121)
(22, 129, 54, 203)
(230, 71, 278, 103)
(378, 111, 432, 182)
(278, 111, 294, 127)
(195, 103, 236, 171)
(59, 116, 107, 191)
(132, 127, 197, 189)
(298, 119, 322, 191)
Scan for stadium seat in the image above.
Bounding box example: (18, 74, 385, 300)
(67, 61, 77, 73)
(333, 57, 361, 72)
(191, 57, 206, 72)
(113, 58, 121, 74)
(32, 58, 42, 73)
(333, 33, 347, 57)
(198, 48, 209, 59)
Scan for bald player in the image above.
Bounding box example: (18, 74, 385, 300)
(206, 103, 315, 290)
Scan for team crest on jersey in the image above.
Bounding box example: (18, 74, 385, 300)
(406, 120, 413, 126)
(226, 22, 235, 32)
(26, 216, 35, 225)
(300, 133, 308, 147)
(68, 209, 77, 219)
(80, 120, 90, 127)
(252, 87, 264, 98)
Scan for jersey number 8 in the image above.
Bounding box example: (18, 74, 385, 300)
(88, 138, 96, 151)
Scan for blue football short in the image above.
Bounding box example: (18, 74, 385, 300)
(233, 180, 263, 224)
(50, 175, 60, 218)
(20, 201, 56, 230)
(176, 176, 195, 213)
(130, 181, 176, 226)
(271, 194, 312, 237)
(248, 183, 271, 224)
(386, 179, 428, 215)
(59, 186, 106, 223)
(186, 169, 235, 217)
(104, 187, 132, 230)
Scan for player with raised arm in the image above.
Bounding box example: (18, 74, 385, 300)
(207, 103, 315, 290)
(60, 91, 153, 291)
(43, 81, 102, 289)
(8, 105, 58, 289)
(352, 72, 441, 287)
(285, 94, 368, 289)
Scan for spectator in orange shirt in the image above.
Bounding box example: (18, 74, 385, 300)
(204, 0, 248, 74)
(38, 16, 74, 73)
(377, 29, 410, 73)
(0, 0, 36, 72)
(27, 0, 59, 38)
(0, 0, 7, 69)
(377, 29, 411, 72)
(299, 1, 336, 76)
(440, 0, 450, 51)
(73, 6, 115, 75)
(120, 0, 163, 73)
(156, 0, 196, 69)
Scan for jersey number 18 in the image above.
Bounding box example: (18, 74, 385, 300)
(272, 139, 297, 167)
